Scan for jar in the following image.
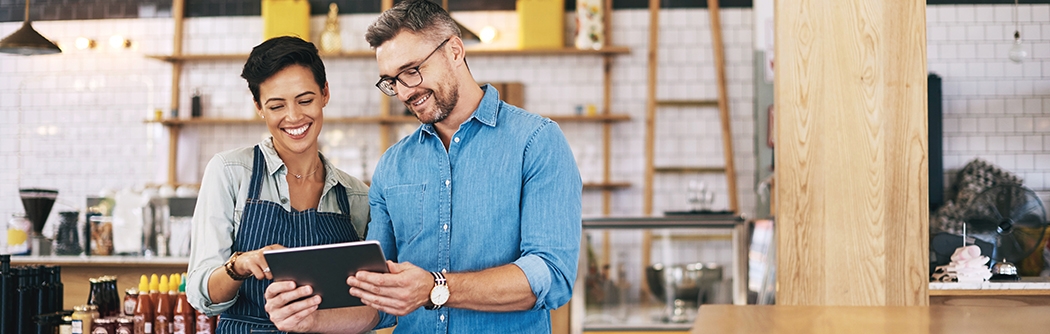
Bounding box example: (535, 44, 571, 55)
(115, 317, 133, 334)
(72, 304, 100, 334)
(89, 216, 114, 256)
(124, 288, 138, 316)
(7, 214, 32, 255)
(91, 317, 116, 334)
(59, 315, 74, 334)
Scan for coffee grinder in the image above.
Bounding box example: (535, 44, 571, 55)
(19, 188, 58, 256)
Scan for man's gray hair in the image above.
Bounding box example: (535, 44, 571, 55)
(365, 0, 461, 49)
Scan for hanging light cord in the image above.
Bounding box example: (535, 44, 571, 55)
(1014, 0, 1020, 40)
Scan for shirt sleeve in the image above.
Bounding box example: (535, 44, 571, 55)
(186, 154, 241, 316)
(514, 121, 583, 310)
(366, 159, 399, 330)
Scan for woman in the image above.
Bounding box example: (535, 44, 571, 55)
(185, 36, 371, 333)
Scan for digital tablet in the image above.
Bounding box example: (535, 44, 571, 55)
(263, 240, 389, 309)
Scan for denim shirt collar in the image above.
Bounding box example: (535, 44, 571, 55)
(417, 83, 499, 143)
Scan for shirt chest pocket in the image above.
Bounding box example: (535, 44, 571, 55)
(383, 183, 426, 244)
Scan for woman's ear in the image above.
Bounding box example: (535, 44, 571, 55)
(322, 82, 330, 107)
(255, 101, 264, 119)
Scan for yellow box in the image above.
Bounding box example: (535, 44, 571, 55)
(262, 0, 311, 42)
(517, 0, 565, 50)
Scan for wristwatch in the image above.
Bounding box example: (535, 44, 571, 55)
(224, 252, 252, 281)
(426, 271, 449, 310)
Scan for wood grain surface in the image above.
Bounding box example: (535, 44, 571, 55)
(774, 0, 928, 306)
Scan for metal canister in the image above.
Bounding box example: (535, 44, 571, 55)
(90, 317, 116, 334)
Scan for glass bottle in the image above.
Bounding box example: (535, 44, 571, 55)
(193, 308, 214, 334)
(0, 255, 13, 334)
(154, 275, 172, 334)
(134, 275, 154, 334)
(172, 274, 193, 334)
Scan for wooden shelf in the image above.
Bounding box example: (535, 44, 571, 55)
(656, 99, 719, 107)
(583, 182, 631, 190)
(654, 166, 726, 173)
(145, 46, 632, 63)
(548, 114, 630, 122)
(146, 114, 628, 126)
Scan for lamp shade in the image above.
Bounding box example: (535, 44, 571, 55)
(0, 21, 61, 55)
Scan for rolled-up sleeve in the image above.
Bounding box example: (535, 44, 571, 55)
(186, 155, 241, 316)
(516, 121, 582, 310)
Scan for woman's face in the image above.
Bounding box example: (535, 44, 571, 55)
(256, 64, 328, 157)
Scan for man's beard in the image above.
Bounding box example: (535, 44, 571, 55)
(407, 79, 458, 124)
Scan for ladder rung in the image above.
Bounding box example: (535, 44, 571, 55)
(656, 100, 719, 107)
(654, 166, 726, 173)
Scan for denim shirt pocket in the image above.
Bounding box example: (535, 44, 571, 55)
(383, 183, 426, 245)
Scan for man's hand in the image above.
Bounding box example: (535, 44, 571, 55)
(347, 261, 433, 316)
(264, 281, 322, 332)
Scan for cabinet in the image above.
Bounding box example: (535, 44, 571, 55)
(572, 215, 748, 333)
(147, 0, 633, 215)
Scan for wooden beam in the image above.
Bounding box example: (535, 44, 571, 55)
(775, 0, 929, 306)
(707, 0, 739, 214)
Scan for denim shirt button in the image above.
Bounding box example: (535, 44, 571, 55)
(445, 179, 450, 187)
(443, 224, 448, 230)
(440, 314, 446, 321)
(453, 137, 460, 143)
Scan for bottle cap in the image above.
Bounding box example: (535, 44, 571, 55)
(149, 274, 159, 292)
(159, 275, 169, 293)
(170, 273, 181, 291)
(138, 275, 149, 292)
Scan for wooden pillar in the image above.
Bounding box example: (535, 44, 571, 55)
(774, 0, 929, 306)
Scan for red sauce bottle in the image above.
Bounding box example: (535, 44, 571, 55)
(172, 274, 194, 334)
(154, 275, 173, 334)
(133, 275, 154, 334)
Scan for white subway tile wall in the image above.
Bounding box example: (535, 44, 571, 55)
(928, 4, 1050, 205)
(0, 8, 760, 222)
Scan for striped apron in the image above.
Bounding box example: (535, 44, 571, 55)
(217, 146, 360, 333)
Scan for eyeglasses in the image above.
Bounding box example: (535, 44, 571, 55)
(375, 38, 451, 96)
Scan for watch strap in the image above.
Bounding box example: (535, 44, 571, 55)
(224, 252, 253, 281)
(425, 271, 447, 310)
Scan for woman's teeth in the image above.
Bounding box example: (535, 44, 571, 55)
(285, 124, 309, 136)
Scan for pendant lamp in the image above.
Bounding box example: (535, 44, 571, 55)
(0, 0, 62, 55)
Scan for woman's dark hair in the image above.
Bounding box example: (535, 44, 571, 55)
(241, 36, 326, 106)
(365, 0, 460, 49)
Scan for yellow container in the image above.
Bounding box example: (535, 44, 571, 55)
(516, 0, 564, 50)
(262, 0, 311, 42)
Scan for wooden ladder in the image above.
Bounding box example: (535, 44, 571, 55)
(643, 0, 739, 216)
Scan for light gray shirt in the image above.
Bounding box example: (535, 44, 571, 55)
(186, 138, 370, 316)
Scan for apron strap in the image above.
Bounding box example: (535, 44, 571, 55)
(247, 145, 267, 200)
(334, 182, 351, 216)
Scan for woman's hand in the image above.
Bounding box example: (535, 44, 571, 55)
(264, 281, 322, 332)
(233, 244, 286, 280)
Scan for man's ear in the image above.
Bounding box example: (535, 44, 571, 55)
(447, 36, 466, 64)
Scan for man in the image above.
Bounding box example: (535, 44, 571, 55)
(264, 0, 582, 333)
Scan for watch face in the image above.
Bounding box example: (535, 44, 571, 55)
(430, 285, 450, 306)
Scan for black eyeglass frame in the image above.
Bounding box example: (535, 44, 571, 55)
(375, 38, 451, 96)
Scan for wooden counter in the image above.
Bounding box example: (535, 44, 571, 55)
(692, 305, 1050, 333)
(11, 255, 189, 310)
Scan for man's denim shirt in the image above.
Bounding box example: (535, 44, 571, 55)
(367, 84, 583, 333)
